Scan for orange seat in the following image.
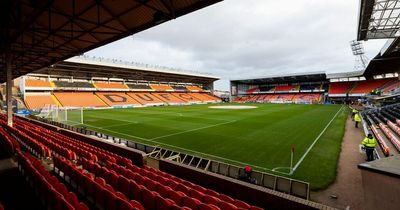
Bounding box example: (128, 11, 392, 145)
(25, 95, 58, 110)
(53, 92, 107, 107)
(96, 92, 140, 106)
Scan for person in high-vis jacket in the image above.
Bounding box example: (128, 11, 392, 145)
(351, 108, 358, 120)
(354, 113, 361, 128)
(362, 134, 376, 161)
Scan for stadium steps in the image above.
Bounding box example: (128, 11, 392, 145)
(51, 94, 63, 107)
(347, 82, 357, 94)
(364, 112, 398, 156)
(374, 113, 400, 153)
(93, 93, 110, 107)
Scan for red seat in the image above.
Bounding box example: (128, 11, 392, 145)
(206, 189, 220, 197)
(171, 205, 192, 210)
(250, 206, 263, 210)
(157, 185, 173, 197)
(95, 177, 106, 186)
(116, 197, 134, 210)
(57, 183, 69, 197)
(134, 174, 145, 185)
(166, 179, 179, 190)
(84, 177, 95, 197)
(109, 171, 120, 188)
(156, 195, 176, 210)
(104, 189, 118, 210)
(203, 195, 221, 206)
(66, 192, 89, 210)
(101, 167, 110, 181)
(128, 164, 140, 173)
(199, 203, 221, 210)
(234, 200, 251, 209)
(167, 191, 186, 205)
(120, 167, 129, 177)
(94, 163, 102, 177)
(93, 182, 105, 207)
(157, 176, 168, 185)
(118, 176, 132, 196)
(141, 188, 159, 209)
(182, 180, 195, 189)
(115, 191, 128, 200)
(182, 196, 201, 209)
(177, 183, 190, 195)
(219, 201, 238, 210)
(190, 189, 205, 201)
(147, 171, 158, 181)
(125, 170, 137, 180)
(130, 200, 145, 210)
(130, 181, 143, 201)
(144, 179, 158, 191)
(219, 194, 234, 203)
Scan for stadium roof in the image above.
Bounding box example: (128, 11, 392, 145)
(358, 0, 400, 41)
(357, 0, 400, 77)
(34, 56, 219, 84)
(0, 0, 222, 83)
(363, 45, 400, 78)
(231, 72, 327, 84)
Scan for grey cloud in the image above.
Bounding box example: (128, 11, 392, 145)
(87, 0, 387, 90)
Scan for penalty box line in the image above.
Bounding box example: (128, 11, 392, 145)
(289, 105, 344, 175)
(84, 120, 281, 173)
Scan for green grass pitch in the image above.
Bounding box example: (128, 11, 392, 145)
(73, 103, 347, 190)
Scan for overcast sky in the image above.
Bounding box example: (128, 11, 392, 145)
(87, 0, 387, 91)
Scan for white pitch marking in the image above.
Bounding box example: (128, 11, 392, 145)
(101, 122, 138, 129)
(84, 124, 149, 141)
(83, 120, 278, 173)
(150, 120, 237, 140)
(289, 105, 344, 175)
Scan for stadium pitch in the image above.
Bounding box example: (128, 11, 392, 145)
(74, 103, 347, 189)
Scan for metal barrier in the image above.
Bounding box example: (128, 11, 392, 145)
(32, 116, 310, 200)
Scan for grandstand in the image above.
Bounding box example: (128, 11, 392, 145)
(232, 71, 398, 104)
(21, 56, 221, 111)
(231, 72, 328, 104)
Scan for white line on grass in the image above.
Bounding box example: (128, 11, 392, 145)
(102, 122, 138, 129)
(85, 120, 279, 173)
(92, 110, 229, 122)
(150, 120, 237, 140)
(289, 105, 344, 175)
(86, 115, 140, 124)
(84, 124, 150, 141)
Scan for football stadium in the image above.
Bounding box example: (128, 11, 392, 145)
(1, 1, 400, 210)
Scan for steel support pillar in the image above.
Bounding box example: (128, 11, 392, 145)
(6, 55, 13, 127)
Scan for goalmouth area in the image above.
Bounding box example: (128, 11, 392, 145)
(66, 103, 347, 190)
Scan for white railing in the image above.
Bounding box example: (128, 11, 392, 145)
(73, 55, 214, 77)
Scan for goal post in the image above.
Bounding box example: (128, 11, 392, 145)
(57, 107, 84, 125)
(37, 105, 84, 125)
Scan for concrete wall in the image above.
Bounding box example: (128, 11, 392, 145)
(360, 169, 400, 210)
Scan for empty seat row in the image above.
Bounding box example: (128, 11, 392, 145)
(82, 158, 254, 210)
(84, 157, 262, 210)
(16, 150, 88, 210)
(53, 156, 144, 210)
(234, 93, 321, 103)
(12, 117, 131, 166)
(0, 127, 20, 154)
(2, 114, 262, 209)
(1, 122, 50, 158)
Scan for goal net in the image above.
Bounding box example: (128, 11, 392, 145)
(38, 105, 83, 125)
